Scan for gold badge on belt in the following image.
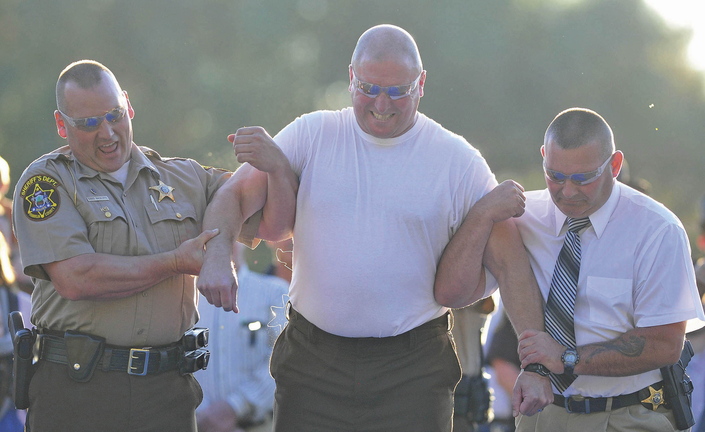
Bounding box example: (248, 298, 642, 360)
(149, 180, 176, 202)
(641, 385, 666, 410)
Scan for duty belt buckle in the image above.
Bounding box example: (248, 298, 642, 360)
(128, 348, 150, 376)
(565, 394, 588, 414)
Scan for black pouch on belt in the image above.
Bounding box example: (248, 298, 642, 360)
(64, 331, 105, 383)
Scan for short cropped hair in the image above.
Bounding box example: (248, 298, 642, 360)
(56, 60, 117, 111)
(545, 108, 615, 159)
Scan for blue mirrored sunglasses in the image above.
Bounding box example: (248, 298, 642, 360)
(58, 106, 126, 132)
(543, 154, 613, 186)
(351, 70, 422, 100)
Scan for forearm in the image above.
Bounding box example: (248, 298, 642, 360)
(434, 206, 494, 308)
(202, 179, 248, 268)
(486, 220, 544, 334)
(43, 251, 180, 301)
(575, 322, 685, 377)
(259, 162, 298, 241)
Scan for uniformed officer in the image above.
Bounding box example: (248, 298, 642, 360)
(11, 60, 296, 432)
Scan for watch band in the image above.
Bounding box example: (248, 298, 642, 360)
(524, 363, 550, 377)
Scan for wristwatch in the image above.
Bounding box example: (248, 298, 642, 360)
(562, 348, 579, 375)
(524, 363, 550, 377)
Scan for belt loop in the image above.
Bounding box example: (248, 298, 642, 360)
(447, 310, 454, 331)
(605, 397, 613, 412)
(101, 347, 113, 372)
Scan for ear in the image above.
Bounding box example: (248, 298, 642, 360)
(54, 111, 68, 139)
(124, 91, 135, 119)
(698, 234, 705, 252)
(611, 150, 624, 178)
(348, 65, 354, 92)
(418, 70, 426, 98)
(540, 145, 546, 158)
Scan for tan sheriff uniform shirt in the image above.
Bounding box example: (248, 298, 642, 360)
(12, 144, 250, 347)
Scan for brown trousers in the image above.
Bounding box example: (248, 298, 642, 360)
(26, 360, 202, 432)
(270, 308, 461, 432)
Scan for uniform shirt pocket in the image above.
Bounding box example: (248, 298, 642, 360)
(585, 276, 633, 328)
(84, 202, 129, 254)
(144, 201, 200, 252)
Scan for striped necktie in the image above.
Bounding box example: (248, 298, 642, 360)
(545, 216, 591, 392)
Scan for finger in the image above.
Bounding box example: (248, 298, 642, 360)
(518, 329, 538, 341)
(199, 228, 219, 245)
(231, 283, 240, 314)
(511, 385, 522, 417)
(236, 126, 263, 136)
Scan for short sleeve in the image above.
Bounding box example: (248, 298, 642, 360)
(237, 209, 262, 249)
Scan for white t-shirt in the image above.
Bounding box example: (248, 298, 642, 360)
(275, 108, 497, 337)
(516, 182, 705, 397)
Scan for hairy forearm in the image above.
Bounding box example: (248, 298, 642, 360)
(486, 220, 544, 334)
(575, 323, 685, 377)
(202, 179, 247, 268)
(44, 251, 180, 301)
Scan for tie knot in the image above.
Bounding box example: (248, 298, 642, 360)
(568, 217, 591, 233)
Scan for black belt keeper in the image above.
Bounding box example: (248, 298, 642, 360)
(38, 333, 182, 377)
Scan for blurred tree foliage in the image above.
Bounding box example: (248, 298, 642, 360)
(1, 0, 703, 254)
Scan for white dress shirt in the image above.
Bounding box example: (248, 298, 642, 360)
(516, 181, 705, 398)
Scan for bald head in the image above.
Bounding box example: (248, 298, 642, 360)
(351, 25, 423, 74)
(56, 60, 120, 112)
(545, 107, 615, 159)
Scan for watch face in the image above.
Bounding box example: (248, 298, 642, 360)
(564, 352, 577, 363)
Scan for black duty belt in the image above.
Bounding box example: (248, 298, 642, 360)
(553, 381, 666, 413)
(38, 333, 181, 376)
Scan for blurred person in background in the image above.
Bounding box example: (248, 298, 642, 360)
(452, 297, 496, 431)
(484, 302, 520, 432)
(196, 243, 288, 432)
(0, 228, 30, 432)
(688, 194, 705, 432)
(0, 156, 32, 294)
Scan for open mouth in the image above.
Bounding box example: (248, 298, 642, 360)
(99, 142, 119, 154)
(372, 112, 394, 121)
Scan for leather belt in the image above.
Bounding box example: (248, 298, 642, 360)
(38, 333, 181, 376)
(553, 381, 666, 413)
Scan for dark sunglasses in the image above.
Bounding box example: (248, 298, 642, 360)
(351, 70, 422, 100)
(543, 154, 613, 186)
(58, 106, 126, 132)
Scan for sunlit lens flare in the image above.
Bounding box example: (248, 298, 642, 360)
(644, 0, 705, 71)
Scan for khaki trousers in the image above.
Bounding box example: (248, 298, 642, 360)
(515, 402, 688, 432)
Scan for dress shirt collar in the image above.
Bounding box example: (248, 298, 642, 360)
(551, 181, 620, 239)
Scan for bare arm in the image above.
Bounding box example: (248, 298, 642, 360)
(197, 127, 297, 312)
(434, 180, 527, 308)
(43, 229, 219, 301)
(231, 127, 298, 240)
(484, 219, 545, 335)
(518, 322, 686, 376)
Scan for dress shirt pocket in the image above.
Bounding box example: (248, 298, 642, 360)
(144, 201, 200, 251)
(585, 276, 633, 328)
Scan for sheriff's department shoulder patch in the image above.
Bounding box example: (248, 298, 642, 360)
(20, 175, 61, 221)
